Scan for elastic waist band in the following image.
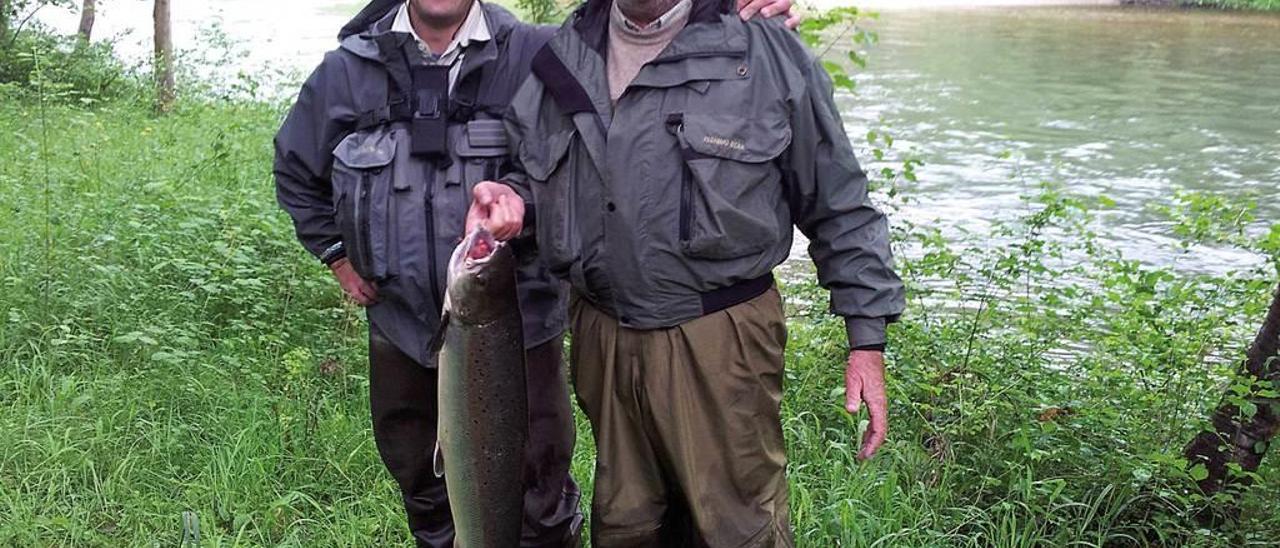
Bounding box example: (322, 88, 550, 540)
(700, 274, 775, 316)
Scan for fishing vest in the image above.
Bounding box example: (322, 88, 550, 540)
(328, 32, 562, 367)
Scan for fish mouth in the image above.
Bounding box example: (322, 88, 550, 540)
(461, 227, 502, 269)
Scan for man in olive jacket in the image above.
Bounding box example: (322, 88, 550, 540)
(468, 0, 906, 545)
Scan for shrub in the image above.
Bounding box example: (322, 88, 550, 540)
(0, 26, 145, 105)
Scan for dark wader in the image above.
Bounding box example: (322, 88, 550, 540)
(370, 326, 580, 547)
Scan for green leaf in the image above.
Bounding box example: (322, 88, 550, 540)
(832, 73, 855, 92)
(1189, 463, 1209, 481)
(1240, 400, 1258, 418)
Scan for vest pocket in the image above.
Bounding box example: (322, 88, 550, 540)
(332, 130, 397, 281)
(452, 119, 511, 196)
(674, 114, 792, 261)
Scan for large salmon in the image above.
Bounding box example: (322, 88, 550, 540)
(435, 227, 528, 547)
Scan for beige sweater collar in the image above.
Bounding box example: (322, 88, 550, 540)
(607, 0, 692, 102)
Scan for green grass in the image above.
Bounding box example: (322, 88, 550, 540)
(1189, 0, 1280, 10)
(2, 66, 1280, 548)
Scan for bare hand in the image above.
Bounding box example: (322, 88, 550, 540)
(844, 350, 888, 461)
(466, 181, 525, 241)
(736, 0, 802, 29)
(330, 257, 378, 306)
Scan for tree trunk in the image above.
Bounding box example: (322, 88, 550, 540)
(78, 0, 96, 41)
(153, 0, 174, 113)
(1, 0, 11, 44)
(1184, 282, 1280, 519)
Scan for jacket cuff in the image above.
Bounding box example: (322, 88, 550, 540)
(499, 177, 533, 205)
(499, 177, 536, 240)
(845, 316, 887, 351)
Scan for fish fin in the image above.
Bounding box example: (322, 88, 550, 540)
(433, 442, 445, 478)
(427, 309, 450, 356)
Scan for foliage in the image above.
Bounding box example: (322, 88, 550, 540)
(1, 0, 71, 47)
(0, 93, 399, 545)
(797, 6, 878, 94)
(0, 26, 144, 105)
(1185, 0, 1280, 10)
(781, 163, 1279, 545)
(515, 0, 570, 24)
(2, 5, 1280, 548)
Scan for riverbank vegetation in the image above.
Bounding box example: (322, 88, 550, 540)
(1192, 0, 1280, 10)
(1124, 0, 1280, 11)
(3, 7, 1279, 547)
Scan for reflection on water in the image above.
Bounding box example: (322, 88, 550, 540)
(828, 6, 1280, 275)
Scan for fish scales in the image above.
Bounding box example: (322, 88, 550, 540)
(437, 228, 528, 548)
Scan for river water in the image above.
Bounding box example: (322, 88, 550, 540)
(840, 5, 1280, 275)
(36, 2, 1280, 274)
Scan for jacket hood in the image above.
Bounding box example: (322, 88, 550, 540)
(338, 0, 401, 41)
(337, 0, 522, 61)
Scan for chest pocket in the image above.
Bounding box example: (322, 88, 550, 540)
(518, 127, 579, 269)
(673, 113, 792, 260)
(332, 128, 398, 281)
(449, 119, 509, 186)
(436, 119, 511, 245)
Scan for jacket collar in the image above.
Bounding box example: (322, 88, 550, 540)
(392, 0, 492, 59)
(532, 0, 747, 119)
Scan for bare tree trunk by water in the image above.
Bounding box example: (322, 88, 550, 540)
(1184, 282, 1280, 520)
(77, 0, 95, 40)
(153, 0, 174, 113)
(1, 0, 11, 44)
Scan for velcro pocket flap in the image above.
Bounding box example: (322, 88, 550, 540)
(680, 114, 791, 163)
(333, 130, 396, 169)
(455, 119, 509, 158)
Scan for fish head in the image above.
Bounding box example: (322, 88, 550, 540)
(445, 227, 519, 324)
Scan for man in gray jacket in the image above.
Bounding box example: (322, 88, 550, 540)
(468, 0, 906, 544)
(274, 0, 796, 546)
(275, 2, 581, 545)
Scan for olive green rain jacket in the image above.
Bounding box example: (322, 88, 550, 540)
(502, 0, 905, 348)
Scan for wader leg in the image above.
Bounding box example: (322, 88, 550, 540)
(521, 335, 585, 547)
(369, 325, 454, 548)
(572, 289, 795, 548)
(569, 298, 672, 547)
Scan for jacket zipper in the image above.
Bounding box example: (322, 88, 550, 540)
(674, 120, 692, 243)
(354, 173, 370, 274)
(652, 49, 745, 65)
(679, 162, 692, 242)
(425, 173, 443, 309)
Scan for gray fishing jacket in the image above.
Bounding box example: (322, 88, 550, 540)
(274, 2, 565, 367)
(503, 0, 905, 348)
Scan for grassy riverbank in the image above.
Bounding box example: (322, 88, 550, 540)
(1197, 0, 1280, 10)
(3, 27, 1280, 548)
(1122, 0, 1280, 10)
(849, 0, 1280, 11)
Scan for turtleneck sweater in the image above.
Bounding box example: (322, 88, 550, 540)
(606, 0, 692, 103)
